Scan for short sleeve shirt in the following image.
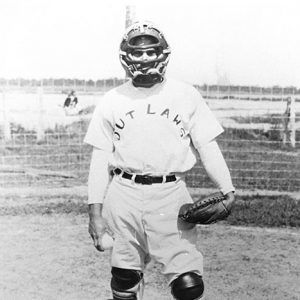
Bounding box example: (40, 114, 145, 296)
(84, 78, 223, 175)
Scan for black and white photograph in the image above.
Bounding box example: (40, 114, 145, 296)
(0, 0, 299, 299)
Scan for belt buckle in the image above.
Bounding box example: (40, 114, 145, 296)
(139, 175, 153, 185)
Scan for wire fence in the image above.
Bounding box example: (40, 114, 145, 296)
(0, 81, 299, 192)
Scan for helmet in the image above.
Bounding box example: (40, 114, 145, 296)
(119, 21, 171, 87)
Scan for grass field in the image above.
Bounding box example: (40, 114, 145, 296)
(0, 187, 299, 300)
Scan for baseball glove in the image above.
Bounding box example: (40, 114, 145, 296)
(178, 192, 231, 224)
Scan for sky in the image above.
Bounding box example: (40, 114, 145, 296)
(0, 0, 299, 86)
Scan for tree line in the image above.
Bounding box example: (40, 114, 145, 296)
(0, 77, 299, 94)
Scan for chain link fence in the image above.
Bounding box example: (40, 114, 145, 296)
(0, 80, 299, 191)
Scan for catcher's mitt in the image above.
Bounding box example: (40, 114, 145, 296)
(178, 192, 231, 224)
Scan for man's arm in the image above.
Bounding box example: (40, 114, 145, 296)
(87, 147, 111, 251)
(88, 147, 111, 204)
(197, 139, 235, 209)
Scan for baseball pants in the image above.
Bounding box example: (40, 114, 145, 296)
(102, 175, 203, 284)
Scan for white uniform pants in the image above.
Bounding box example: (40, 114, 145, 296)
(102, 175, 203, 284)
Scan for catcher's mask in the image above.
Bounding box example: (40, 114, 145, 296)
(119, 21, 171, 88)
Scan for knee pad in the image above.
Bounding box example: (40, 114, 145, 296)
(171, 272, 204, 300)
(111, 267, 144, 300)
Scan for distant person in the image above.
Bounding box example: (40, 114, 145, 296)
(64, 90, 78, 108)
(63, 90, 79, 115)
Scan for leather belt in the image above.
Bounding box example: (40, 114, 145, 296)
(114, 168, 176, 185)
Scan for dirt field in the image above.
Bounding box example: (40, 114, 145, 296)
(0, 188, 299, 300)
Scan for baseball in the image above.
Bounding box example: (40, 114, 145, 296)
(100, 232, 114, 250)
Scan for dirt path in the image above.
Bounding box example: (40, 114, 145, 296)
(0, 213, 299, 300)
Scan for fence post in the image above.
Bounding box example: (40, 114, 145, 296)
(36, 86, 45, 141)
(260, 86, 262, 101)
(282, 96, 296, 147)
(1, 88, 11, 141)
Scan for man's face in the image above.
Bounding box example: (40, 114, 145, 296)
(127, 35, 160, 73)
(128, 48, 158, 72)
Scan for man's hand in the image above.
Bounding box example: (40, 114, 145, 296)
(223, 191, 235, 211)
(88, 203, 107, 252)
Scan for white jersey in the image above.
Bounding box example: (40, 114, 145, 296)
(84, 78, 223, 175)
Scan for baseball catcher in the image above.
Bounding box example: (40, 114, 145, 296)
(85, 21, 235, 300)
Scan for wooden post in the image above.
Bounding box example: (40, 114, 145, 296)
(125, 5, 136, 28)
(1, 88, 11, 141)
(36, 85, 45, 141)
(282, 96, 296, 147)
